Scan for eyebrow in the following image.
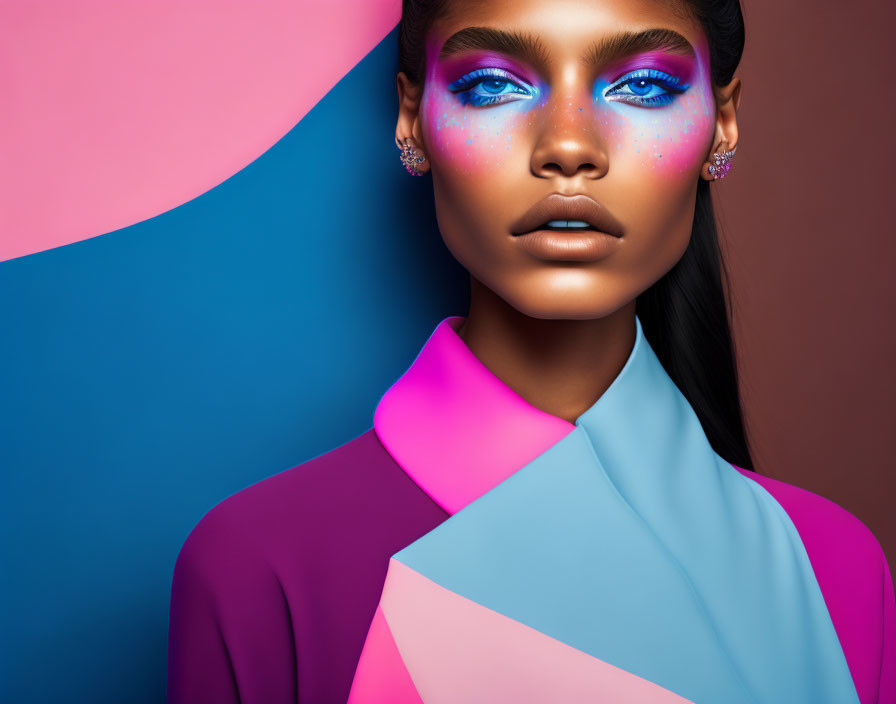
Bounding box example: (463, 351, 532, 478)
(439, 26, 551, 66)
(438, 26, 695, 69)
(584, 28, 696, 67)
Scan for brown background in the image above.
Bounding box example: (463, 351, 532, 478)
(716, 0, 895, 572)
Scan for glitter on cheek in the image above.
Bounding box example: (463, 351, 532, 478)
(594, 48, 716, 177)
(420, 81, 541, 175)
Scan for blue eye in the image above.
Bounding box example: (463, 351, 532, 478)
(448, 68, 536, 107)
(602, 69, 689, 107)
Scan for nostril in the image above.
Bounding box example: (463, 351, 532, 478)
(537, 161, 600, 177)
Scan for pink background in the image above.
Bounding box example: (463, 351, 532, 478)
(0, 0, 401, 262)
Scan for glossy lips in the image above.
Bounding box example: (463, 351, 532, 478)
(510, 194, 624, 262)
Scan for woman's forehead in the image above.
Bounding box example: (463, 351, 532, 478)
(428, 0, 705, 61)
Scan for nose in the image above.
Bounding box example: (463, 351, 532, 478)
(530, 95, 609, 180)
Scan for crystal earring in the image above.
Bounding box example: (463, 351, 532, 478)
(708, 144, 736, 180)
(397, 137, 426, 176)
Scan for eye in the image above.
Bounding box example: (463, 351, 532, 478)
(602, 68, 689, 107)
(448, 68, 536, 107)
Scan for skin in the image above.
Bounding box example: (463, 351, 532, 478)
(396, 0, 742, 422)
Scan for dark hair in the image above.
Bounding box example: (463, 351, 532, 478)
(398, 0, 754, 471)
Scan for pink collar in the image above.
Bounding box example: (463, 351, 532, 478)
(374, 316, 576, 515)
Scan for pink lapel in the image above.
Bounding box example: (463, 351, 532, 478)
(374, 316, 575, 515)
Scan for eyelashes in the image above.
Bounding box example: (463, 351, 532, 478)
(448, 68, 536, 107)
(602, 68, 690, 107)
(447, 67, 690, 108)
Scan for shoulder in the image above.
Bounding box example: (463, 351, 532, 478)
(732, 465, 886, 569)
(173, 427, 446, 588)
(174, 429, 396, 582)
(731, 466, 891, 654)
(167, 431, 398, 701)
(732, 466, 896, 702)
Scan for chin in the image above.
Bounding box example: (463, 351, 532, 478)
(494, 273, 635, 321)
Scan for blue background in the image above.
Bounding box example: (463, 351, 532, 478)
(0, 28, 467, 703)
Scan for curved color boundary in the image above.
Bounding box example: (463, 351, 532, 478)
(0, 1, 400, 262)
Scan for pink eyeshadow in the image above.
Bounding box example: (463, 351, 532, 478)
(421, 35, 715, 177)
(440, 52, 541, 87)
(603, 51, 697, 85)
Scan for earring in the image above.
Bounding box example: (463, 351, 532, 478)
(397, 137, 426, 176)
(708, 144, 736, 180)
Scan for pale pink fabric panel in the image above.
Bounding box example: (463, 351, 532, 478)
(377, 558, 694, 703)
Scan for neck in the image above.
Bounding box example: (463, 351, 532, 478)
(456, 277, 637, 424)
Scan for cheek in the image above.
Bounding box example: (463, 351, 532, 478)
(597, 75, 715, 178)
(421, 89, 536, 176)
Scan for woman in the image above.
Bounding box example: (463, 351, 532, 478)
(167, 0, 896, 701)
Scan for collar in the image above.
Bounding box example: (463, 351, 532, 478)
(372, 316, 860, 704)
(374, 315, 644, 515)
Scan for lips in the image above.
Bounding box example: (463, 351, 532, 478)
(510, 194, 625, 238)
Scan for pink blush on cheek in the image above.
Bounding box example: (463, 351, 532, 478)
(421, 87, 535, 175)
(420, 38, 535, 175)
(629, 88, 715, 175)
(604, 46, 716, 175)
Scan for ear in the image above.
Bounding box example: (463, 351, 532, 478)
(395, 72, 431, 174)
(701, 76, 742, 181)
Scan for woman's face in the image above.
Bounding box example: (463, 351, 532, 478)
(407, 0, 727, 319)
